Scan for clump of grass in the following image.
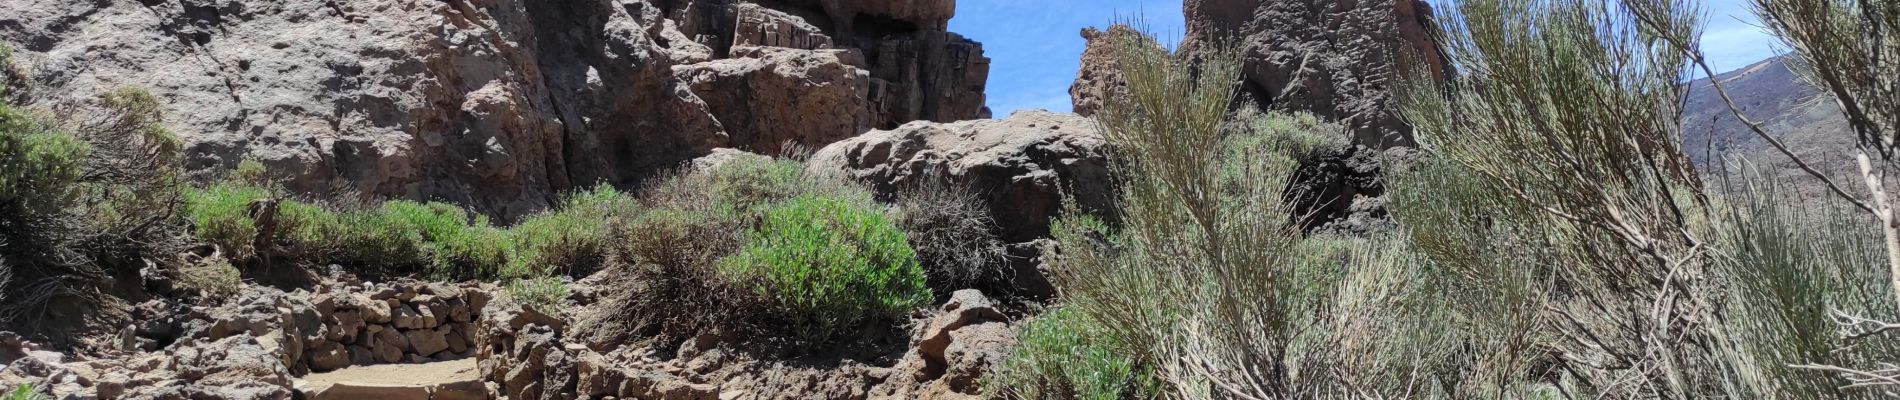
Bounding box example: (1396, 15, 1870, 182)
(719, 194, 930, 343)
(182, 183, 270, 260)
(3, 384, 44, 400)
(984, 307, 1153, 400)
(175, 255, 241, 299)
(508, 210, 611, 279)
(505, 276, 569, 312)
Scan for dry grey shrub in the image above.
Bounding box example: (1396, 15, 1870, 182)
(573, 168, 746, 348)
(1396, 0, 1732, 395)
(1645, 0, 1900, 391)
(1033, 25, 1468, 398)
(891, 177, 1006, 295)
(0, 83, 186, 335)
(1393, 0, 1900, 397)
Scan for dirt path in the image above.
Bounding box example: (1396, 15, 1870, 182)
(297, 358, 485, 400)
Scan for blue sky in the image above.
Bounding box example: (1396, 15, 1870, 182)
(951, 0, 1779, 116)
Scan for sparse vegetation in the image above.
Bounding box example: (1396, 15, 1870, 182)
(505, 276, 570, 312)
(984, 307, 1152, 400)
(891, 179, 1006, 295)
(175, 255, 241, 299)
(0, 60, 186, 335)
(3, 384, 44, 400)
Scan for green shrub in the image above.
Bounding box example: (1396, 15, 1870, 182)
(508, 211, 610, 278)
(0, 84, 187, 336)
(984, 307, 1153, 400)
(3, 384, 44, 400)
(286, 201, 428, 274)
(718, 194, 929, 342)
(183, 183, 270, 260)
(176, 256, 241, 299)
(505, 276, 569, 312)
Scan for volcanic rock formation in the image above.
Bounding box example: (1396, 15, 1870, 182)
(0, 0, 989, 218)
(1072, 0, 1449, 231)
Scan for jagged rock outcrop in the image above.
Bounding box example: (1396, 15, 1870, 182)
(1069, 25, 1156, 118)
(808, 110, 1114, 243)
(1186, 0, 1446, 147)
(1071, 0, 1449, 231)
(1074, 0, 1446, 148)
(0, 0, 988, 218)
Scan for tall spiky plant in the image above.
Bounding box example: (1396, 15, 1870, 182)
(1396, 0, 1735, 396)
(1622, 0, 1900, 391)
(1037, 25, 1466, 398)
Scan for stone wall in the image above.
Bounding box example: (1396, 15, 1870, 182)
(0, 281, 501, 399)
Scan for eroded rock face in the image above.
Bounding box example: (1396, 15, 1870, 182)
(1069, 25, 1156, 117)
(1074, 0, 1448, 148)
(2, 0, 989, 218)
(808, 110, 1113, 243)
(677, 47, 871, 156)
(1071, 0, 1449, 231)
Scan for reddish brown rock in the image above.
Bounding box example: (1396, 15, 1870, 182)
(677, 47, 871, 156)
(1069, 25, 1157, 117)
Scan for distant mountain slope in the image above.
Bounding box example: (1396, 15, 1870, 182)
(1682, 56, 1857, 187)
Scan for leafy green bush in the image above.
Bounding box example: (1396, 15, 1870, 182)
(183, 183, 270, 260)
(508, 210, 611, 279)
(984, 307, 1153, 400)
(718, 194, 929, 343)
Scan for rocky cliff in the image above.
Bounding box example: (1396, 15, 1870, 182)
(0, 0, 989, 218)
(1073, 0, 1447, 231)
(1075, 0, 1446, 148)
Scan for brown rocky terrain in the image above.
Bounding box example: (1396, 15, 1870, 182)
(0, 0, 989, 219)
(1682, 56, 1858, 189)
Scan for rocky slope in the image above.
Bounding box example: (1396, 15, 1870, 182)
(0, 0, 989, 218)
(1682, 56, 1857, 189)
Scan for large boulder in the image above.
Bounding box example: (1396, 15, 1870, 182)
(677, 47, 871, 156)
(2, 0, 988, 218)
(808, 110, 1113, 243)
